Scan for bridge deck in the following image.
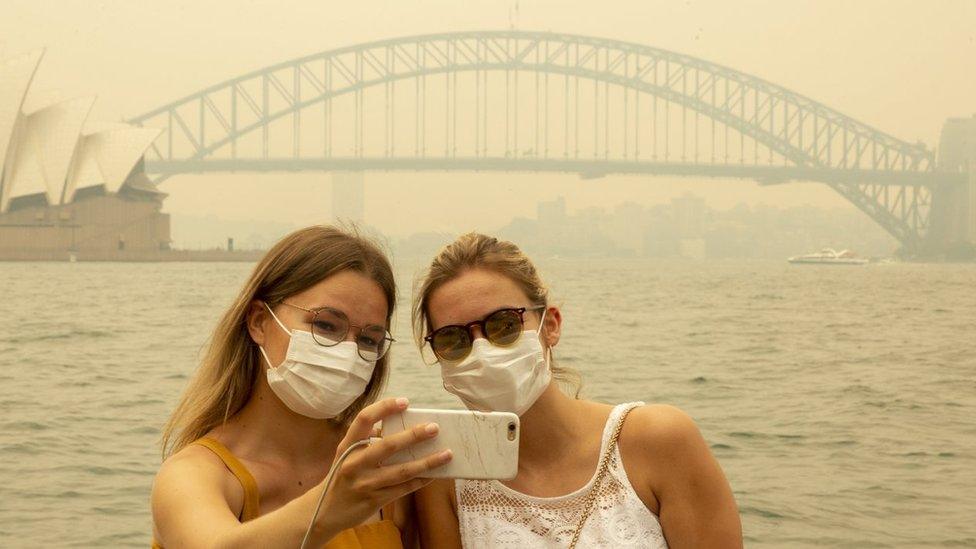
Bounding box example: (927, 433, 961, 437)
(145, 158, 966, 187)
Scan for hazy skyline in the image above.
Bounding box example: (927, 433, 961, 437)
(3, 0, 974, 238)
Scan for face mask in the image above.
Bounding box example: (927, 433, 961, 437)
(258, 304, 376, 419)
(439, 312, 552, 416)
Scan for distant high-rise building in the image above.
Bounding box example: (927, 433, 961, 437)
(332, 171, 364, 223)
(671, 193, 707, 239)
(609, 201, 645, 255)
(537, 196, 566, 225)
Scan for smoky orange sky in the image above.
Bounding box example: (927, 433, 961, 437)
(3, 0, 974, 237)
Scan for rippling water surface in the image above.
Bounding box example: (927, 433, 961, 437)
(1, 260, 974, 547)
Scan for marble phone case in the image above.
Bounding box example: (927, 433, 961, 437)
(382, 408, 520, 480)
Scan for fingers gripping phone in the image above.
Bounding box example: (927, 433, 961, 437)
(382, 408, 520, 480)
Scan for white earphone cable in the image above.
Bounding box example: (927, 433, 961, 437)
(299, 438, 373, 549)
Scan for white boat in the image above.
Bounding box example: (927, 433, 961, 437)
(787, 248, 869, 265)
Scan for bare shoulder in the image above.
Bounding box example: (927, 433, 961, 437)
(415, 478, 456, 508)
(151, 443, 242, 537)
(154, 443, 232, 492)
(619, 405, 742, 544)
(620, 404, 707, 461)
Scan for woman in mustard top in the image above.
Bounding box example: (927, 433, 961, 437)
(151, 226, 451, 548)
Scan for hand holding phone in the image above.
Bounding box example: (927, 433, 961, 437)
(382, 408, 520, 480)
(301, 398, 452, 548)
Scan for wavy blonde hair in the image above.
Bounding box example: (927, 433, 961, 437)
(161, 225, 396, 458)
(412, 232, 581, 396)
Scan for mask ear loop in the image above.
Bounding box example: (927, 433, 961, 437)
(263, 302, 293, 335)
(538, 307, 552, 370)
(259, 302, 291, 370)
(258, 346, 277, 370)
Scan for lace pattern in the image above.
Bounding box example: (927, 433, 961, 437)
(456, 403, 668, 548)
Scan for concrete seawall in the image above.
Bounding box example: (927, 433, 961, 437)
(0, 249, 265, 262)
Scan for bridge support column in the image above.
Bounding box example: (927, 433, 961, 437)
(331, 172, 365, 225)
(968, 163, 976, 244)
(928, 116, 976, 259)
(925, 182, 971, 255)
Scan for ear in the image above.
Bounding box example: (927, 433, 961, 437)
(541, 306, 562, 348)
(246, 300, 270, 347)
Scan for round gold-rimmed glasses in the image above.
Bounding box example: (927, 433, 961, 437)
(279, 302, 394, 361)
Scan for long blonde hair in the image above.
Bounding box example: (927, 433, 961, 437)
(412, 232, 581, 396)
(161, 225, 396, 458)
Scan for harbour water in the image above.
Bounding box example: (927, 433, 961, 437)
(0, 259, 974, 547)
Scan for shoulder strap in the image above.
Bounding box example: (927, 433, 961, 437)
(568, 405, 638, 549)
(597, 402, 643, 451)
(192, 437, 261, 521)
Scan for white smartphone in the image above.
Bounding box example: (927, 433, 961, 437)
(381, 408, 520, 480)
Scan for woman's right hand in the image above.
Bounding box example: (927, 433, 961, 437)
(310, 397, 453, 541)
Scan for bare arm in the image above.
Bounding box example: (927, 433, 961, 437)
(152, 398, 453, 549)
(152, 451, 342, 548)
(630, 405, 742, 548)
(415, 479, 462, 549)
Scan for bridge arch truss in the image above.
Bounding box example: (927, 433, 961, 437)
(130, 31, 958, 252)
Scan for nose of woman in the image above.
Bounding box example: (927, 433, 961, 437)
(468, 324, 486, 341)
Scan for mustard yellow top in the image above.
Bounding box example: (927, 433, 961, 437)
(152, 437, 403, 549)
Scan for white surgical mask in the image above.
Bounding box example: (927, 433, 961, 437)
(258, 304, 376, 419)
(439, 312, 552, 416)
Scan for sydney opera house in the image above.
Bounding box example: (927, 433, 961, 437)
(0, 50, 169, 260)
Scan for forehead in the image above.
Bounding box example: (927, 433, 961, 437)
(290, 269, 389, 325)
(427, 268, 531, 329)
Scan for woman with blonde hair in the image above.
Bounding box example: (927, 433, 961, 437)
(151, 225, 451, 548)
(413, 233, 742, 548)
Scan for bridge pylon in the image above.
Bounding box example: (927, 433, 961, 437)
(331, 171, 365, 225)
(970, 164, 976, 245)
(927, 115, 976, 259)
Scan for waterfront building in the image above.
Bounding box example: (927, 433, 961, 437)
(0, 50, 165, 260)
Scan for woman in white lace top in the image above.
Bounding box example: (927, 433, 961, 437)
(411, 233, 742, 548)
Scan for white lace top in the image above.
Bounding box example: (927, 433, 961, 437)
(455, 402, 668, 548)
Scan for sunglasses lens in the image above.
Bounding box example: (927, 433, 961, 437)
(484, 309, 524, 346)
(431, 326, 472, 362)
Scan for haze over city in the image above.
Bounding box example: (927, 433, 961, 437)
(2, 2, 975, 547)
(3, 0, 973, 246)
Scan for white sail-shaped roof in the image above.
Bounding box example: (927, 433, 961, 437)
(0, 118, 45, 210)
(2, 96, 95, 208)
(63, 132, 105, 201)
(87, 127, 161, 193)
(0, 50, 44, 207)
(64, 126, 163, 203)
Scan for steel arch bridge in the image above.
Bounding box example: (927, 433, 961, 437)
(129, 30, 968, 253)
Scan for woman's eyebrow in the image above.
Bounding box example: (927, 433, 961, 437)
(447, 305, 523, 326)
(304, 306, 387, 328)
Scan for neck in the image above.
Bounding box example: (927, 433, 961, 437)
(515, 383, 583, 467)
(223, 377, 344, 464)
